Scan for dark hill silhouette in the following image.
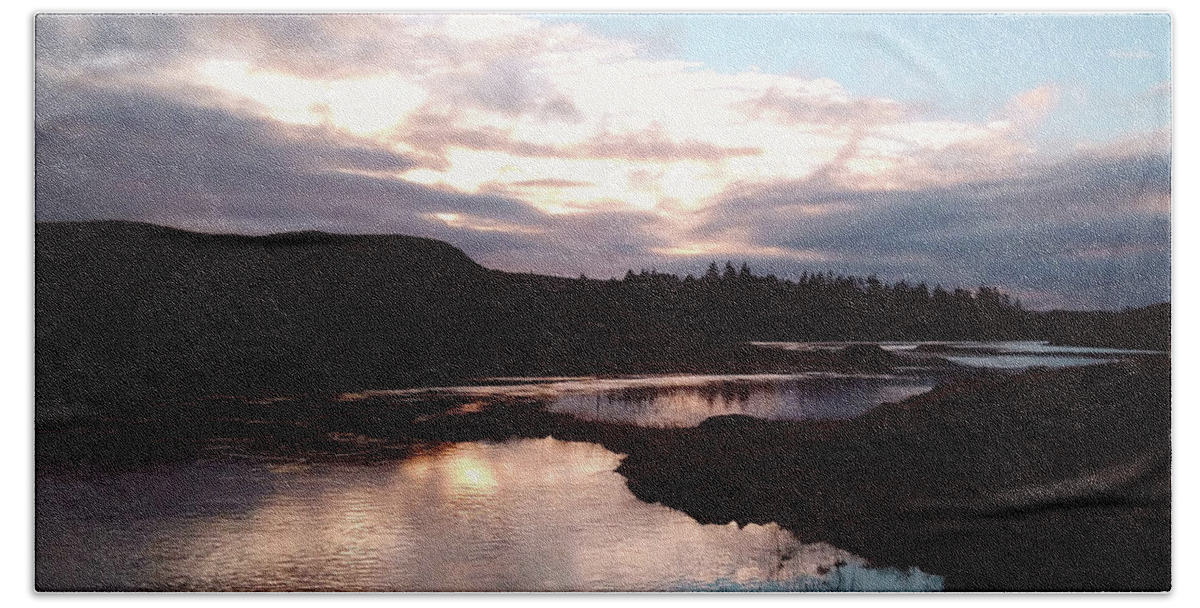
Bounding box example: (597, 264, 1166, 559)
(36, 220, 1169, 413)
(37, 221, 502, 409)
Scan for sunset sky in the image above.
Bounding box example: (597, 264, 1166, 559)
(34, 13, 1171, 309)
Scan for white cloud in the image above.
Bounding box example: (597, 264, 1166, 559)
(37, 15, 1109, 259)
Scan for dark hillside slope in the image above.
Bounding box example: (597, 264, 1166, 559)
(36, 221, 499, 409)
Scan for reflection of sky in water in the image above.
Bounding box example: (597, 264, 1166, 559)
(342, 372, 936, 428)
(36, 438, 943, 591)
(750, 340, 1159, 371)
(547, 377, 935, 427)
(943, 355, 1117, 370)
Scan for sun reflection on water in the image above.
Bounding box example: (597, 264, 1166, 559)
(447, 454, 498, 491)
(37, 438, 942, 591)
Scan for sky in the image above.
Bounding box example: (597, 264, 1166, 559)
(33, 13, 1171, 310)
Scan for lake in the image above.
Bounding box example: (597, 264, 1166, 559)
(344, 372, 939, 428)
(41, 340, 1155, 591)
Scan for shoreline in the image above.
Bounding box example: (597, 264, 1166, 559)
(613, 357, 1171, 590)
(35, 356, 1170, 591)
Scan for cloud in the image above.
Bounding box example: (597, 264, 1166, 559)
(33, 14, 1171, 309)
(735, 86, 909, 126)
(40, 15, 1043, 208)
(508, 178, 596, 189)
(32, 77, 683, 278)
(446, 57, 583, 121)
(570, 124, 762, 162)
(994, 84, 1062, 132)
(35, 81, 549, 240)
(686, 148, 1169, 309)
(397, 117, 760, 168)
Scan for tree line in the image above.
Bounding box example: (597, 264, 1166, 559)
(564, 260, 1031, 342)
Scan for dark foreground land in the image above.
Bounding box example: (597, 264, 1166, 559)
(36, 221, 1171, 591)
(38, 357, 1171, 591)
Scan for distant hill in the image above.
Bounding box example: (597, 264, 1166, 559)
(37, 221, 493, 409)
(35, 221, 1169, 411)
(36, 221, 730, 409)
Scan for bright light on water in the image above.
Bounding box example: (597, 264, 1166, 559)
(36, 438, 942, 591)
(749, 340, 1160, 371)
(342, 372, 937, 428)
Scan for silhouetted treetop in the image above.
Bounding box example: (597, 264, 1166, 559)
(605, 260, 1027, 341)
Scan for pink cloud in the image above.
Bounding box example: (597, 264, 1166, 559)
(994, 84, 1062, 131)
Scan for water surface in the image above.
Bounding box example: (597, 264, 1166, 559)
(37, 438, 942, 591)
(750, 340, 1158, 370)
(344, 372, 937, 428)
(545, 375, 935, 426)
